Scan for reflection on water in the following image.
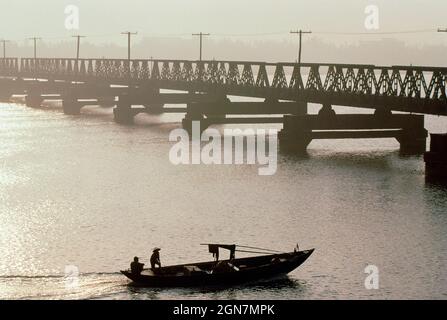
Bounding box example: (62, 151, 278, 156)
(0, 273, 306, 300)
(0, 101, 446, 300)
(125, 276, 305, 300)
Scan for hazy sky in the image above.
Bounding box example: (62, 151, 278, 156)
(1, 0, 446, 45)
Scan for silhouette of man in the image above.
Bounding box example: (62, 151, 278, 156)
(150, 248, 161, 269)
(130, 257, 144, 275)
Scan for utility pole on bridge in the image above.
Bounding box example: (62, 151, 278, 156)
(290, 29, 312, 64)
(28, 37, 42, 59)
(72, 35, 86, 60)
(121, 31, 138, 61)
(1, 39, 10, 58)
(121, 31, 137, 84)
(192, 32, 210, 61)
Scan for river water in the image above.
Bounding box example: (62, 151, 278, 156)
(0, 99, 446, 300)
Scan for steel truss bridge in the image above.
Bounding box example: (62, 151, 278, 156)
(0, 57, 446, 116)
(0, 57, 446, 157)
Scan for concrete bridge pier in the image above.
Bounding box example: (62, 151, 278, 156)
(278, 103, 325, 152)
(424, 133, 447, 183)
(181, 95, 229, 135)
(278, 117, 312, 153)
(293, 101, 308, 115)
(0, 89, 13, 102)
(142, 88, 164, 114)
(62, 94, 83, 115)
(97, 96, 117, 108)
(182, 103, 207, 136)
(373, 107, 427, 154)
(396, 128, 428, 155)
(113, 95, 136, 124)
(0, 79, 14, 101)
(374, 106, 392, 117)
(144, 103, 165, 115)
(25, 90, 44, 108)
(279, 106, 428, 154)
(202, 96, 229, 120)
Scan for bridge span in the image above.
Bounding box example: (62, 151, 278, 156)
(1, 58, 446, 115)
(1, 57, 447, 179)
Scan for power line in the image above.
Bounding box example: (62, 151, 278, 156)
(313, 28, 437, 36)
(2, 28, 441, 44)
(212, 31, 288, 37)
(0, 27, 441, 55)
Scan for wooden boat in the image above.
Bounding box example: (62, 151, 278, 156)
(121, 244, 314, 287)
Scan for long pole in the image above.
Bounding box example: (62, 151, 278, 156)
(72, 35, 86, 60)
(28, 37, 41, 59)
(290, 30, 312, 64)
(121, 31, 137, 61)
(1, 39, 10, 58)
(192, 32, 210, 61)
(121, 31, 137, 83)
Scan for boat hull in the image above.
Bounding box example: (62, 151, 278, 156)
(121, 249, 314, 288)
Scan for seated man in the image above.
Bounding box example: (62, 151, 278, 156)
(130, 256, 144, 275)
(150, 248, 162, 269)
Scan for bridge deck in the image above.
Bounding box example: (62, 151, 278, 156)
(1, 58, 446, 116)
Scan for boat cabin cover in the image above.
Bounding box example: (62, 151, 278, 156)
(202, 244, 236, 261)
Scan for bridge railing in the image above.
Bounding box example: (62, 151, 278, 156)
(5, 58, 447, 102)
(0, 58, 19, 76)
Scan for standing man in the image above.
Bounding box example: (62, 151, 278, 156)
(150, 248, 162, 269)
